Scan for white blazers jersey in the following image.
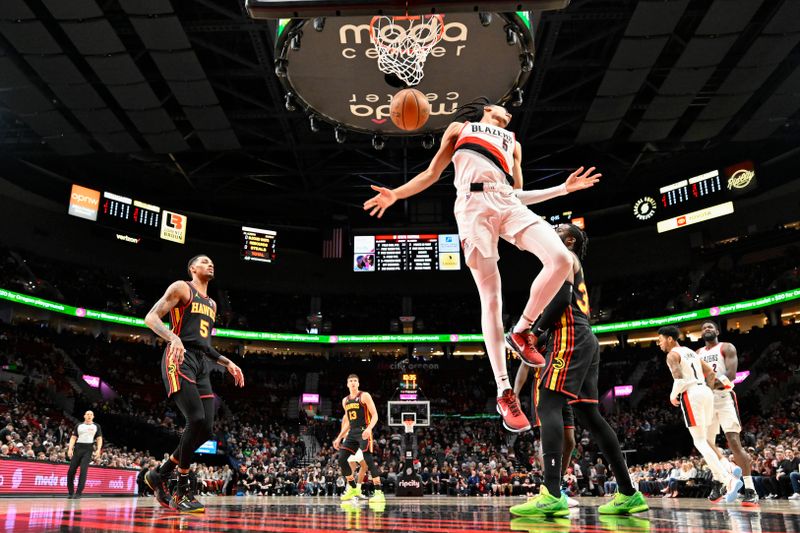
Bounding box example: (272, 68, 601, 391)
(697, 343, 729, 381)
(697, 343, 742, 434)
(672, 346, 712, 429)
(674, 346, 706, 385)
(452, 121, 516, 187)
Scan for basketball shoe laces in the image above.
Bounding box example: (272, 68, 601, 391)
(505, 392, 522, 417)
(521, 332, 538, 353)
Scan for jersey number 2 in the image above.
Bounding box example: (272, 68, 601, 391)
(199, 319, 210, 338)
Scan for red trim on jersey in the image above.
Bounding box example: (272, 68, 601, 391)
(680, 393, 697, 426)
(178, 371, 196, 384)
(731, 391, 741, 423)
(557, 307, 576, 392)
(457, 121, 470, 137)
(199, 394, 214, 399)
(567, 398, 599, 405)
(187, 280, 208, 299)
(454, 136, 511, 174)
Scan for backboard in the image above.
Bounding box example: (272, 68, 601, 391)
(388, 400, 430, 427)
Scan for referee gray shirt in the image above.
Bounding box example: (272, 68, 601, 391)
(72, 423, 102, 444)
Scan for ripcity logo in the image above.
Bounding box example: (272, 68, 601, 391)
(727, 169, 755, 190)
(398, 479, 421, 488)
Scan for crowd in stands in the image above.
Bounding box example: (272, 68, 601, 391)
(2, 233, 797, 334)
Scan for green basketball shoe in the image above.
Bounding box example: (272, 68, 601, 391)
(509, 486, 570, 517)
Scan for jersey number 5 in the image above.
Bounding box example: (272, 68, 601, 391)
(199, 319, 210, 338)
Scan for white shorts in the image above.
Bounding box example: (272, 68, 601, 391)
(453, 183, 543, 269)
(678, 385, 714, 432)
(707, 390, 742, 435)
(347, 448, 364, 463)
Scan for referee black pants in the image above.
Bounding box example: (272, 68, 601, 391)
(67, 444, 93, 495)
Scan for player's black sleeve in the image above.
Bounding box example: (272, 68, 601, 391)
(531, 282, 573, 337)
(94, 424, 102, 439)
(203, 346, 223, 362)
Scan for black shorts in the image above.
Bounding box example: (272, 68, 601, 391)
(340, 429, 374, 455)
(532, 368, 575, 429)
(161, 347, 213, 398)
(538, 324, 599, 405)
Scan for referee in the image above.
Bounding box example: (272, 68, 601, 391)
(67, 410, 103, 499)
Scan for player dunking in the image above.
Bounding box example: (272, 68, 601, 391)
(657, 325, 742, 503)
(510, 224, 647, 517)
(363, 97, 599, 432)
(697, 321, 757, 506)
(143, 255, 245, 513)
(333, 374, 385, 505)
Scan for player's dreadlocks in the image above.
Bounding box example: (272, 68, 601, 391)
(454, 96, 492, 122)
(562, 224, 588, 261)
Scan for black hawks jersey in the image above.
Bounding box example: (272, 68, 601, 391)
(343, 392, 369, 430)
(170, 281, 216, 349)
(540, 268, 591, 332)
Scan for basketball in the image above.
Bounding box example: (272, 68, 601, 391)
(390, 88, 431, 131)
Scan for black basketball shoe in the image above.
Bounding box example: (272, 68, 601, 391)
(707, 481, 724, 504)
(144, 470, 173, 510)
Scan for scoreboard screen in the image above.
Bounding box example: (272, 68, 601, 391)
(632, 161, 758, 229)
(353, 233, 461, 272)
(69, 185, 187, 244)
(241, 226, 277, 263)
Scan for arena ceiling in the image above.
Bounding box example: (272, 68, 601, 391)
(1, 0, 799, 232)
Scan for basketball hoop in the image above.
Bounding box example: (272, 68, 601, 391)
(370, 14, 445, 87)
(402, 419, 416, 434)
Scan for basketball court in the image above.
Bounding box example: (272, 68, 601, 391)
(3, 496, 800, 533)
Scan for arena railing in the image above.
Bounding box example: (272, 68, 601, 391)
(0, 286, 798, 342)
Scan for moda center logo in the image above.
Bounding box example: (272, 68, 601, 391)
(338, 20, 469, 59)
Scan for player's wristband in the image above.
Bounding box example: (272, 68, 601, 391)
(718, 375, 733, 389)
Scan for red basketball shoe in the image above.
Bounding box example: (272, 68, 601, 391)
(506, 330, 546, 368)
(497, 389, 531, 432)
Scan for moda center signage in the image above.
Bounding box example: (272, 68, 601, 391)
(276, 12, 533, 134)
(0, 458, 138, 496)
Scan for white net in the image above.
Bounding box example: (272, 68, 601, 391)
(370, 15, 445, 87)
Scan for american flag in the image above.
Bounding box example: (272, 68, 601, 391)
(322, 227, 343, 259)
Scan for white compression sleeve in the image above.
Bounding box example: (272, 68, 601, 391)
(514, 184, 568, 205)
(670, 379, 694, 400)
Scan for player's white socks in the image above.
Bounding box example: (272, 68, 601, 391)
(721, 457, 733, 473)
(513, 315, 533, 334)
(743, 476, 755, 490)
(496, 375, 511, 397)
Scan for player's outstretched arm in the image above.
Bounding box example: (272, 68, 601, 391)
(515, 163, 602, 206)
(363, 122, 460, 218)
(144, 281, 190, 365)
